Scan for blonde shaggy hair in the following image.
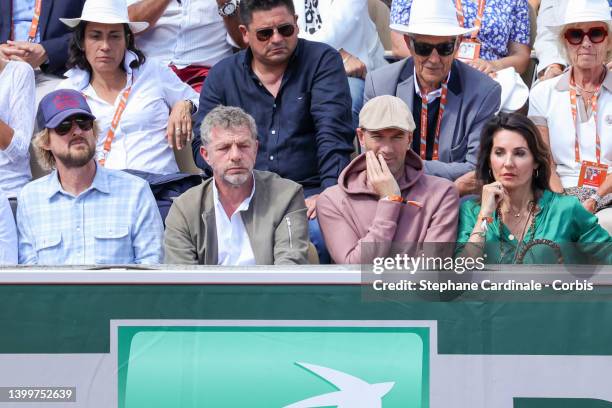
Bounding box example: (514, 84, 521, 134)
(32, 122, 100, 171)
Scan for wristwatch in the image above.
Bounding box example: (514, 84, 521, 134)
(218, 0, 239, 17)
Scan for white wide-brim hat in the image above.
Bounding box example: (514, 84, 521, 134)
(60, 0, 149, 34)
(493, 67, 529, 113)
(390, 0, 476, 37)
(548, 0, 612, 32)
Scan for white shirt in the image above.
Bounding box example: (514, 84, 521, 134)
(529, 70, 612, 188)
(58, 51, 199, 175)
(213, 176, 256, 266)
(127, 0, 234, 68)
(0, 61, 35, 197)
(0, 190, 17, 265)
(413, 69, 450, 101)
(295, 0, 387, 71)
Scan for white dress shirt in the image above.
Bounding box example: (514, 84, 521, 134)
(0, 190, 17, 265)
(58, 51, 199, 175)
(127, 0, 234, 68)
(0, 61, 35, 197)
(213, 176, 256, 266)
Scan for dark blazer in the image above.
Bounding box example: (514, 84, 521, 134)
(364, 58, 501, 181)
(0, 0, 86, 76)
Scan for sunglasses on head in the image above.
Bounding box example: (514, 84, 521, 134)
(410, 38, 456, 57)
(54, 116, 94, 136)
(564, 26, 608, 45)
(255, 23, 295, 41)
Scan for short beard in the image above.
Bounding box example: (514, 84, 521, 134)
(55, 145, 95, 169)
(222, 172, 251, 186)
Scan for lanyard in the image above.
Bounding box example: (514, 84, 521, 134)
(27, 0, 43, 42)
(569, 68, 602, 164)
(98, 86, 133, 166)
(419, 80, 448, 161)
(455, 0, 486, 39)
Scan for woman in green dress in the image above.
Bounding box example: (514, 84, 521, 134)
(457, 112, 612, 264)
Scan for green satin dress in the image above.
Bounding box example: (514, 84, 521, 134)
(457, 190, 612, 264)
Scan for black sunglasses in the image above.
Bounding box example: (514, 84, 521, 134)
(54, 116, 94, 136)
(255, 23, 295, 41)
(564, 26, 608, 45)
(410, 38, 456, 57)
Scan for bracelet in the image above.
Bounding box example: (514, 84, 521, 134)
(476, 214, 493, 233)
(590, 193, 603, 206)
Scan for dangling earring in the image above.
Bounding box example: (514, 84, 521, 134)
(535, 168, 539, 178)
(489, 169, 493, 179)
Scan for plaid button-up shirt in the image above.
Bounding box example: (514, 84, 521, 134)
(16, 165, 164, 265)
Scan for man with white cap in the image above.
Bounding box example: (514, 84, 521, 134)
(364, 0, 501, 196)
(316, 95, 459, 264)
(16, 89, 164, 265)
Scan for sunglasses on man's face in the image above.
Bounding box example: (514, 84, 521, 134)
(54, 116, 94, 136)
(255, 23, 295, 41)
(410, 39, 456, 57)
(564, 27, 608, 45)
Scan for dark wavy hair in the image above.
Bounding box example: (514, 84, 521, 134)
(476, 112, 551, 192)
(66, 22, 146, 75)
(239, 0, 295, 26)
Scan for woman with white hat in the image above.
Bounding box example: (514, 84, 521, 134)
(56, 0, 199, 176)
(390, 0, 532, 76)
(529, 0, 612, 233)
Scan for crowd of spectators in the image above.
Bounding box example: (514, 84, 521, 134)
(0, 0, 611, 266)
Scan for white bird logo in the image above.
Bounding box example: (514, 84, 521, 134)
(283, 362, 395, 408)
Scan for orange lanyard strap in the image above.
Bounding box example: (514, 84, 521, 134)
(27, 0, 43, 42)
(569, 69, 602, 164)
(98, 86, 132, 166)
(455, 0, 486, 39)
(419, 80, 448, 161)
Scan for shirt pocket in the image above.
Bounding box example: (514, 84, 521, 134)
(35, 233, 63, 265)
(94, 226, 133, 264)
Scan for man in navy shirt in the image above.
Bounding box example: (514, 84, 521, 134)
(192, 0, 354, 262)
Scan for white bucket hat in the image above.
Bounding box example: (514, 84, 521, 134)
(60, 0, 149, 33)
(548, 0, 612, 31)
(390, 0, 476, 37)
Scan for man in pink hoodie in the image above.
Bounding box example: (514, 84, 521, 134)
(317, 95, 459, 264)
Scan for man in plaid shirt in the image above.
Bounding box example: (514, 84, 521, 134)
(16, 89, 164, 265)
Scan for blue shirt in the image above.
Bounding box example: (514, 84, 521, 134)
(192, 39, 354, 197)
(16, 165, 164, 265)
(12, 0, 40, 42)
(391, 0, 530, 61)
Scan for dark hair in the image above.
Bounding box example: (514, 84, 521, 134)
(67, 22, 146, 75)
(239, 0, 295, 26)
(476, 112, 551, 192)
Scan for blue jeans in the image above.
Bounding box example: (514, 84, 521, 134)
(348, 77, 365, 129)
(309, 217, 331, 264)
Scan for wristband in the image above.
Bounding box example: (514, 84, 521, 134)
(382, 195, 423, 208)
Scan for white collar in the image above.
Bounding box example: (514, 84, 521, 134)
(413, 68, 451, 101)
